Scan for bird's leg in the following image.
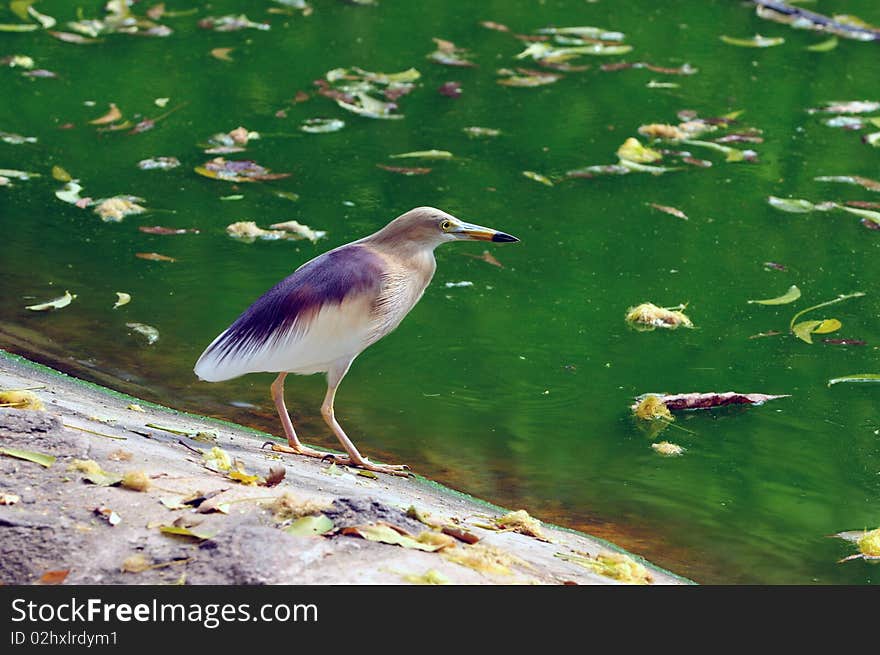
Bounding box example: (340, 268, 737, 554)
(320, 362, 411, 477)
(269, 373, 335, 459)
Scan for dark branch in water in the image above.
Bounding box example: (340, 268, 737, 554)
(751, 0, 880, 41)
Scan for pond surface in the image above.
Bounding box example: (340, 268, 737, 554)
(2, 0, 879, 584)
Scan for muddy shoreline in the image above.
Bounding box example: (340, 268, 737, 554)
(0, 349, 689, 585)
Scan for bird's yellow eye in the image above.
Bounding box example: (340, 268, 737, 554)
(440, 220, 452, 231)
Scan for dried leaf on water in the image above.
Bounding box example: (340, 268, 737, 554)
(135, 252, 175, 263)
(89, 103, 122, 125)
(438, 81, 461, 98)
(814, 175, 880, 192)
(632, 395, 673, 421)
(648, 203, 687, 220)
(48, 31, 102, 44)
(126, 322, 159, 344)
(625, 302, 693, 331)
(834, 528, 880, 562)
(427, 38, 476, 67)
(284, 514, 335, 536)
(463, 126, 501, 138)
(632, 392, 789, 413)
(26, 290, 76, 311)
(827, 374, 880, 387)
(195, 158, 291, 183)
(0, 446, 55, 467)
(497, 68, 561, 87)
(113, 292, 131, 309)
(652, 442, 685, 456)
(94, 196, 146, 222)
(300, 118, 345, 133)
(390, 149, 453, 160)
(748, 284, 801, 305)
(556, 551, 653, 584)
(522, 170, 553, 186)
(139, 226, 198, 235)
(617, 137, 662, 164)
(376, 164, 432, 175)
(210, 47, 234, 62)
(720, 34, 785, 47)
(226, 221, 286, 242)
(138, 156, 181, 171)
(268, 220, 327, 242)
(807, 37, 839, 52)
(808, 100, 880, 114)
(198, 15, 270, 32)
(51, 165, 71, 182)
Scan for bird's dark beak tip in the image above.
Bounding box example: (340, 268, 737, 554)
(492, 232, 519, 243)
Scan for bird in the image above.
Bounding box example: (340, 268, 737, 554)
(194, 207, 518, 475)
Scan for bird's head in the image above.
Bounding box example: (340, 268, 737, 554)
(374, 207, 519, 249)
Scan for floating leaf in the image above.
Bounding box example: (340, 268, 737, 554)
(522, 170, 553, 186)
(720, 34, 785, 47)
(652, 442, 685, 456)
(0, 23, 40, 32)
(95, 196, 146, 222)
(632, 392, 789, 413)
(26, 290, 76, 311)
(625, 302, 692, 331)
(809, 100, 880, 114)
(51, 166, 71, 182)
(113, 292, 131, 309)
(463, 126, 501, 138)
(55, 181, 86, 205)
(138, 156, 181, 171)
(767, 196, 817, 213)
(807, 37, 839, 52)
(300, 118, 345, 133)
(438, 81, 461, 98)
(268, 220, 326, 242)
(827, 374, 880, 386)
(376, 164, 431, 175)
(135, 252, 175, 262)
(195, 158, 291, 182)
(284, 514, 334, 536)
(748, 284, 801, 305)
(89, 103, 122, 125)
(814, 175, 880, 192)
(390, 149, 453, 160)
(427, 38, 476, 67)
(497, 69, 561, 87)
(617, 137, 662, 164)
(0, 447, 55, 467)
(226, 221, 286, 242)
(648, 203, 687, 220)
(789, 292, 865, 335)
(198, 15, 269, 32)
(139, 226, 199, 235)
(792, 320, 824, 344)
(126, 322, 159, 344)
(210, 47, 234, 61)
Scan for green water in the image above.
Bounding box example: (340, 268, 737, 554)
(2, 0, 879, 584)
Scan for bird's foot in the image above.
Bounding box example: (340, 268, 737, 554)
(265, 442, 341, 460)
(339, 457, 413, 478)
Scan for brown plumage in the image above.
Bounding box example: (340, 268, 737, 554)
(194, 206, 518, 475)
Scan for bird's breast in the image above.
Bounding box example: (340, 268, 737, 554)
(366, 250, 436, 343)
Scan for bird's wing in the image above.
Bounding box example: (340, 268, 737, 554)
(194, 245, 385, 381)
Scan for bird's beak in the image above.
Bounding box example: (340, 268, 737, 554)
(453, 221, 520, 243)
